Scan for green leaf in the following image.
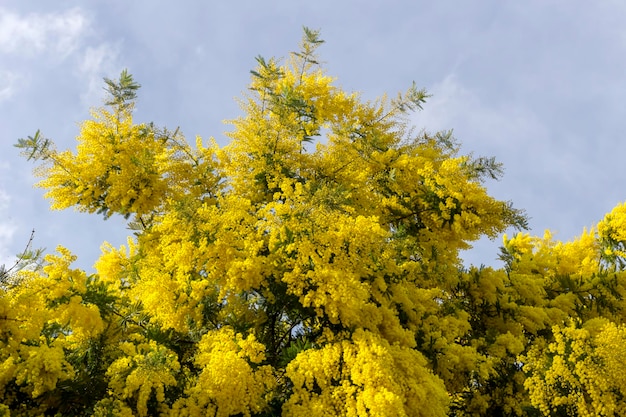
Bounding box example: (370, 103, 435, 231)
(103, 69, 141, 109)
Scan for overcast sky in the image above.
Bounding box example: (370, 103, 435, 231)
(2, 1, 625, 271)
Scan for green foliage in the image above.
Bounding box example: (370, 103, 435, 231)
(104, 68, 141, 109)
(14, 130, 53, 162)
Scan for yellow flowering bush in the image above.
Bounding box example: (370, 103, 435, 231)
(171, 328, 275, 416)
(284, 329, 448, 417)
(5, 27, 626, 416)
(524, 322, 626, 417)
(105, 340, 180, 417)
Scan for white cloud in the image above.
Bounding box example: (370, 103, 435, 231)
(0, 7, 122, 107)
(80, 43, 117, 75)
(0, 188, 16, 267)
(0, 7, 87, 58)
(0, 70, 22, 102)
(0, 7, 91, 102)
(417, 74, 550, 156)
(78, 42, 121, 106)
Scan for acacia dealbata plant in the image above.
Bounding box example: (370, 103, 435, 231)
(5, 27, 626, 417)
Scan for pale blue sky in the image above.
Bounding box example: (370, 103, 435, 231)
(2, 1, 625, 270)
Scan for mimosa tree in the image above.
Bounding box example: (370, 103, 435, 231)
(4, 28, 626, 417)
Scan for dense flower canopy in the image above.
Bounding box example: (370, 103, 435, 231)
(3, 28, 626, 416)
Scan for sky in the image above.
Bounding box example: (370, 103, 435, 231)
(1, 1, 625, 272)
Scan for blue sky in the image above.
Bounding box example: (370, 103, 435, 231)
(1, 1, 625, 271)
